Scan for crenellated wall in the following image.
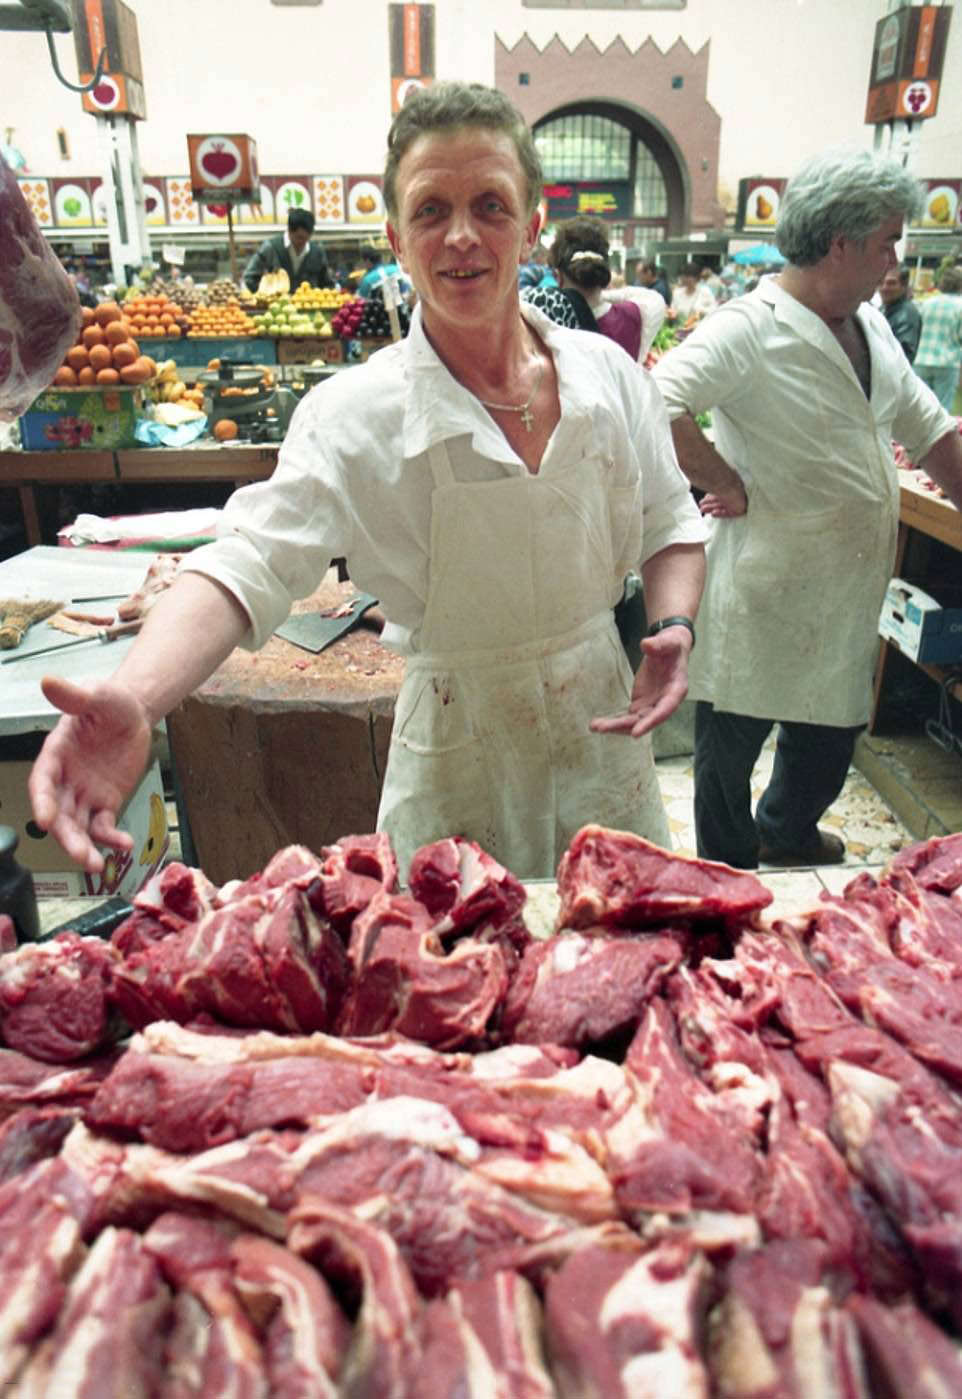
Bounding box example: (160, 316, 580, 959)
(498, 32, 726, 231)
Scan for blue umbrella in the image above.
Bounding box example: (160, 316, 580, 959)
(731, 242, 785, 267)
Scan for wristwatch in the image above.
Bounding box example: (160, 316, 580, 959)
(645, 615, 696, 647)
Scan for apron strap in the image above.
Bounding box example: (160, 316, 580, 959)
(426, 440, 456, 489)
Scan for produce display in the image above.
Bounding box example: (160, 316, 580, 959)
(0, 153, 82, 418)
(1, 825, 961, 1394)
(122, 293, 191, 339)
(185, 301, 258, 337)
(331, 283, 410, 340)
(147, 358, 204, 410)
(51, 300, 157, 387)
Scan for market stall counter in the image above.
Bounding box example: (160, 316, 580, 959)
(0, 442, 279, 547)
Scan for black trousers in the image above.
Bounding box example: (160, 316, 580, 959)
(693, 701, 862, 868)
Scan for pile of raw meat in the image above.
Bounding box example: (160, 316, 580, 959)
(1, 824, 961, 1396)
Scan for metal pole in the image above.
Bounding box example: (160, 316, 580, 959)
(227, 203, 238, 284)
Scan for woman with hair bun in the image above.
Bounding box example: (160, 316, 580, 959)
(522, 216, 666, 364)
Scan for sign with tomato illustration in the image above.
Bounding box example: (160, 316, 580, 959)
(187, 133, 260, 203)
(74, 0, 147, 119)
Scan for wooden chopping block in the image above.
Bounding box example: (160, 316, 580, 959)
(166, 571, 405, 884)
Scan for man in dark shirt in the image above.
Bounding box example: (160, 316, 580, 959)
(879, 264, 921, 362)
(638, 259, 670, 305)
(243, 209, 332, 294)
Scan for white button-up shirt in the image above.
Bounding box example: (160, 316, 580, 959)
(653, 276, 954, 725)
(183, 302, 705, 654)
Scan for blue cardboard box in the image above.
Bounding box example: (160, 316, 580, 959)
(19, 386, 145, 450)
(879, 578, 962, 665)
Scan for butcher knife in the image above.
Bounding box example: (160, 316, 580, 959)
(274, 592, 380, 653)
(0, 619, 142, 665)
(37, 895, 134, 942)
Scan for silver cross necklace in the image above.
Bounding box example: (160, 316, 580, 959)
(476, 348, 545, 432)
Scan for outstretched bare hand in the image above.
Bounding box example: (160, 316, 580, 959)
(589, 627, 692, 738)
(28, 675, 153, 873)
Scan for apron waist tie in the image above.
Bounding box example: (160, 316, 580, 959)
(405, 609, 616, 673)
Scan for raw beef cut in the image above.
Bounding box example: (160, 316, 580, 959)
(885, 831, 962, 894)
(0, 914, 15, 954)
(317, 831, 398, 934)
(0, 1043, 116, 1121)
(437, 1271, 556, 1398)
(846, 1293, 962, 1399)
(707, 1241, 869, 1399)
(287, 1196, 422, 1399)
(232, 1233, 350, 1397)
(499, 930, 685, 1049)
(11, 1225, 171, 1398)
(0, 1156, 94, 1387)
(609, 998, 762, 1223)
(408, 836, 529, 959)
(340, 890, 508, 1048)
(142, 1212, 272, 1397)
(109, 885, 350, 1035)
(0, 154, 82, 420)
(556, 824, 773, 930)
(542, 1235, 711, 1398)
(0, 1104, 78, 1183)
(0, 933, 121, 1062)
(110, 860, 219, 954)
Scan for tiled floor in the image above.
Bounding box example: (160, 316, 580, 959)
(658, 734, 913, 924)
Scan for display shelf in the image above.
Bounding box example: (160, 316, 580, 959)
(147, 336, 277, 368)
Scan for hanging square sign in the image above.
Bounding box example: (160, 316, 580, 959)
(187, 134, 260, 203)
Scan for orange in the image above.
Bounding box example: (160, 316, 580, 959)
(95, 367, 120, 384)
(213, 418, 238, 441)
(111, 342, 137, 368)
(94, 301, 123, 327)
(65, 345, 89, 371)
(104, 321, 128, 347)
(88, 343, 113, 371)
(76, 366, 97, 386)
(54, 365, 78, 386)
(82, 324, 106, 349)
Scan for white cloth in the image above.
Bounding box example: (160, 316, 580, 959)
(183, 301, 706, 655)
(283, 232, 310, 277)
(670, 283, 716, 323)
(595, 285, 667, 363)
(653, 276, 954, 727)
(379, 440, 670, 878)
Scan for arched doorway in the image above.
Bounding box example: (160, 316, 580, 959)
(533, 100, 688, 261)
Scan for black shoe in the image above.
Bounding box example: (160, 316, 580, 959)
(757, 829, 845, 867)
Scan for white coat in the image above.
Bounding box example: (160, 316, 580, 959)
(653, 277, 953, 727)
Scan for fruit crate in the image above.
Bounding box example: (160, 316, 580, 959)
(19, 386, 146, 450)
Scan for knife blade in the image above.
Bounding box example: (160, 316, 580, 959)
(0, 619, 142, 665)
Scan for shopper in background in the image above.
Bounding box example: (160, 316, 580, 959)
(914, 264, 962, 411)
(518, 241, 556, 290)
(668, 262, 716, 326)
(521, 215, 666, 365)
(355, 243, 409, 299)
(638, 258, 670, 304)
(30, 80, 706, 883)
(242, 208, 332, 293)
(653, 146, 962, 870)
(878, 264, 922, 363)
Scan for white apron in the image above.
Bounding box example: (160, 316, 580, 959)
(377, 439, 669, 879)
(689, 300, 900, 728)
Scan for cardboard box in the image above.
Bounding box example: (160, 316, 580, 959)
(0, 759, 169, 899)
(878, 577, 962, 665)
(19, 385, 145, 450)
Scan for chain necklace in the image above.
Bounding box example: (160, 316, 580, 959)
(476, 351, 545, 432)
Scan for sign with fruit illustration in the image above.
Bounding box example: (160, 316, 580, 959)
(865, 4, 952, 124)
(736, 178, 787, 232)
(52, 180, 93, 228)
(347, 177, 385, 225)
(910, 179, 962, 231)
(187, 134, 260, 203)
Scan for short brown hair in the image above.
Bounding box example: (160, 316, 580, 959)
(383, 81, 543, 220)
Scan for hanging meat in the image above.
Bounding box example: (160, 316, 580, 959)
(0, 154, 81, 421)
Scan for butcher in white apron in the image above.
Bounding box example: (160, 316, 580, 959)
(654, 147, 962, 870)
(28, 82, 707, 881)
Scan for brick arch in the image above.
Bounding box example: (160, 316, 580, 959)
(533, 98, 690, 237)
(496, 32, 724, 234)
